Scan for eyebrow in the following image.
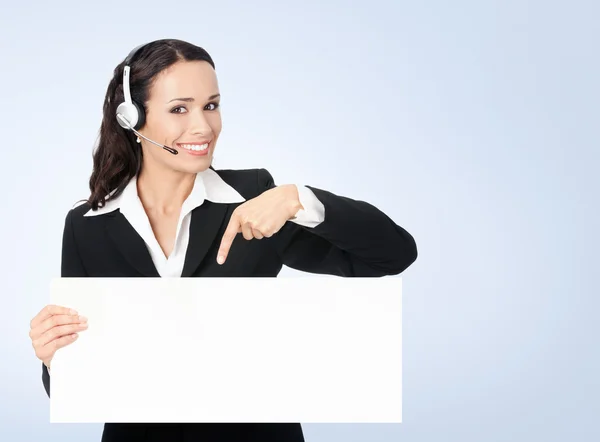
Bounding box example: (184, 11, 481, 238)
(167, 94, 220, 103)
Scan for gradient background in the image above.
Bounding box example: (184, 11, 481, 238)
(1, 0, 598, 441)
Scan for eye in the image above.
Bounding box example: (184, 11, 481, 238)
(205, 102, 220, 111)
(171, 106, 187, 114)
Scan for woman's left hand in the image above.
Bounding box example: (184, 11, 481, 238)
(217, 184, 303, 264)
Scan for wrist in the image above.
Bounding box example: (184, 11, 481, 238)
(279, 184, 303, 219)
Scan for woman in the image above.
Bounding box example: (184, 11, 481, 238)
(28, 39, 417, 442)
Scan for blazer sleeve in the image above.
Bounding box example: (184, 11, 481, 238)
(259, 168, 418, 276)
(289, 185, 325, 228)
(42, 208, 88, 398)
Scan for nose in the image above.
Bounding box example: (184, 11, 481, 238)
(189, 108, 212, 136)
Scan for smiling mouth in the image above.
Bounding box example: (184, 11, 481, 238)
(176, 142, 210, 152)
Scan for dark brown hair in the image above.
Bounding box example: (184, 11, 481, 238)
(87, 39, 215, 210)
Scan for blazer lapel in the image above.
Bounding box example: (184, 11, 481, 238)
(105, 211, 159, 277)
(181, 201, 231, 277)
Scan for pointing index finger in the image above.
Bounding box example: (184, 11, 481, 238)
(217, 213, 241, 265)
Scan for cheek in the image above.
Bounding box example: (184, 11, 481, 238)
(146, 116, 184, 143)
(208, 113, 223, 136)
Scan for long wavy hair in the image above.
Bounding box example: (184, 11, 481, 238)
(87, 39, 215, 210)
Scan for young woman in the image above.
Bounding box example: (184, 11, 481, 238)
(28, 39, 417, 442)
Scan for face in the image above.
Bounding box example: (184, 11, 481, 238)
(138, 60, 222, 174)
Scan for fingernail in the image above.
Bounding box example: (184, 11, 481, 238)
(217, 255, 225, 265)
(79, 315, 88, 322)
(69, 309, 78, 315)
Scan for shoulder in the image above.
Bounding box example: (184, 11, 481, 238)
(211, 167, 276, 198)
(62, 200, 97, 233)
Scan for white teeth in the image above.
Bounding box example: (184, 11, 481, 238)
(180, 143, 209, 151)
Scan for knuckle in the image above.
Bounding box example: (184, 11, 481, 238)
(49, 328, 59, 340)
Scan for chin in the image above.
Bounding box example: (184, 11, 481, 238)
(174, 157, 213, 174)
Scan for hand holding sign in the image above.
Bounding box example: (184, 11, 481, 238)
(29, 305, 89, 371)
(217, 184, 303, 264)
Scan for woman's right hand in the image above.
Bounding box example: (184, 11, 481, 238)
(29, 305, 89, 370)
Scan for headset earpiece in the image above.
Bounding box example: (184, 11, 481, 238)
(116, 100, 145, 130)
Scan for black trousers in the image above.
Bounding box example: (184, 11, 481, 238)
(100, 422, 305, 442)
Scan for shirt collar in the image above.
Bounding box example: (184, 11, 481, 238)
(84, 168, 245, 217)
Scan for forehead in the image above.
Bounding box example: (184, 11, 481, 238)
(148, 60, 218, 101)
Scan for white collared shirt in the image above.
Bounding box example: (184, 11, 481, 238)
(83, 168, 325, 277)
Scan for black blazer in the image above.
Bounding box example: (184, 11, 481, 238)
(42, 168, 417, 442)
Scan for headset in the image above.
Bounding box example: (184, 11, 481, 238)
(116, 42, 148, 131)
(115, 42, 178, 155)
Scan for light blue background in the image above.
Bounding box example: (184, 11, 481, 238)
(1, 0, 598, 441)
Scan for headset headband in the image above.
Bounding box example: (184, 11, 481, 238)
(122, 42, 149, 109)
(125, 42, 148, 65)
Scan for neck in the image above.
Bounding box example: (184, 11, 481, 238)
(136, 162, 197, 215)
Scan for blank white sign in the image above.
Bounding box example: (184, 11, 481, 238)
(48, 277, 402, 423)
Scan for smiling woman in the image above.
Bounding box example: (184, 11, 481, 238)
(27, 38, 418, 442)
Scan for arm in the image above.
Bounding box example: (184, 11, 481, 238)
(260, 169, 418, 276)
(42, 208, 88, 398)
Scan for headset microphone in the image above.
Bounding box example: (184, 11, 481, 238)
(116, 113, 178, 155)
(115, 42, 178, 156)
